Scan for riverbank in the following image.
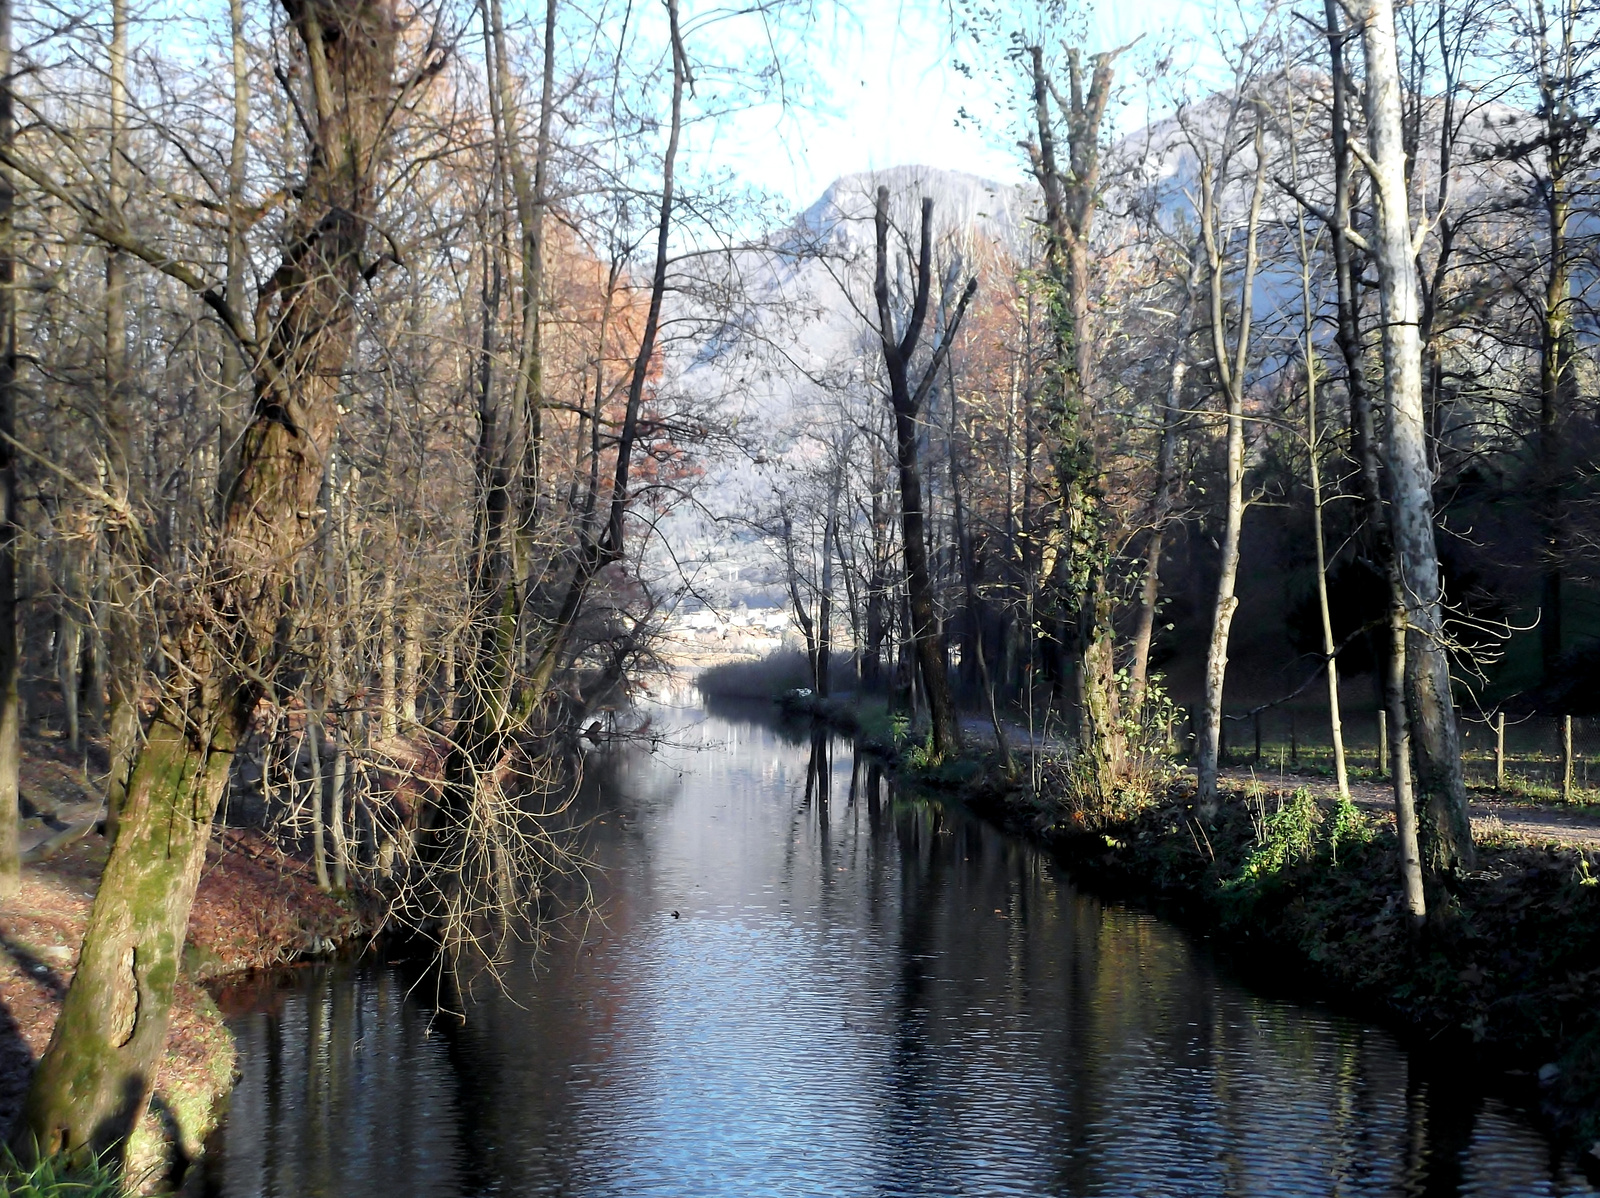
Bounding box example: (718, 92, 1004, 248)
(0, 734, 372, 1193)
(765, 688, 1600, 1161)
(964, 771, 1600, 1143)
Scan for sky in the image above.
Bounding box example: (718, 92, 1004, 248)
(704, 0, 1222, 215)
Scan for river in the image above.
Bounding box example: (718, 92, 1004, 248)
(202, 706, 1599, 1197)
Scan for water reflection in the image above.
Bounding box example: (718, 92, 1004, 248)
(207, 710, 1597, 1198)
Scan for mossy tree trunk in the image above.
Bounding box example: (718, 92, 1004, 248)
(1022, 44, 1126, 801)
(16, 0, 400, 1161)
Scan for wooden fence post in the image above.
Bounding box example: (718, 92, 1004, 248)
(1563, 714, 1573, 803)
(1495, 711, 1505, 790)
(1378, 709, 1388, 778)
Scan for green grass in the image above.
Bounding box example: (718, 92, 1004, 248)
(0, 1149, 132, 1197)
(1218, 740, 1600, 805)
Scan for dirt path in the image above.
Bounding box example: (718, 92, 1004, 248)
(955, 715, 1600, 848)
(1216, 766, 1600, 847)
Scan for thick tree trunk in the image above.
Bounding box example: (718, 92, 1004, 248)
(1358, 0, 1474, 876)
(18, 0, 399, 1159)
(1324, 0, 1420, 903)
(1023, 44, 1125, 797)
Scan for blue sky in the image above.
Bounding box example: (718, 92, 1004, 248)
(701, 0, 1222, 213)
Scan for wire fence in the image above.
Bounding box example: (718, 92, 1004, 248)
(1181, 706, 1599, 800)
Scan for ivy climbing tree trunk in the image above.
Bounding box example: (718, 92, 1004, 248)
(1022, 43, 1126, 803)
(16, 0, 401, 1161)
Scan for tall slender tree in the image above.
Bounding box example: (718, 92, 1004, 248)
(871, 186, 976, 762)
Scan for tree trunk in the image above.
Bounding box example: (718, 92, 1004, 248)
(1358, 0, 1474, 876)
(0, 0, 18, 900)
(18, 0, 400, 1159)
(1023, 44, 1125, 797)
(1288, 138, 1351, 802)
(400, 601, 421, 726)
(1196, 118, 1266, 812)
(817, 487, 837, 699)
(948, 383, 1011, 773)
(322, 458, 351, 889)
(379, 573, 398, 740)
(1128, 248, 1198, 713)
(486, 0, 557, 524)
(56, 581, 81, 752)
(1324, 0, 1421, 904)
(101, 0, 141, 837)
(871, 187, 974, 762)
(521, 0, 683, 707)
(1307, 345, 1350, 801)
(306, 707, 330, 891)
(782, 510, 818, 689)
(1534, 0, 1577, 684)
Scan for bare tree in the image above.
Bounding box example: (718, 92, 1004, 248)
(872, 185, 976, 762)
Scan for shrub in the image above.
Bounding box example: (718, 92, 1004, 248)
(1228, 788, 1323, 890)
(697, 650, 813, 700)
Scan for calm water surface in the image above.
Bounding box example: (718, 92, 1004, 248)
(205, 707, 1599, 1197)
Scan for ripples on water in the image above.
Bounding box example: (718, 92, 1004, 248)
(206, 709, 1599, 1197)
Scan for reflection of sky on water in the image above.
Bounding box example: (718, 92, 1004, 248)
(208, 710, 1599, 1198)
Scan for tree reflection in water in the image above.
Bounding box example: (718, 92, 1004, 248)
(206, 710, 1598, 1198)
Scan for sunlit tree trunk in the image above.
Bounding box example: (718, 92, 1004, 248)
(101, 0, 141, 835)
(1358, 0, 1473, 880)
(1128, 248, 1198, 713)
(400, 601, 421, 726)
(1196, 118, 1266, 813)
